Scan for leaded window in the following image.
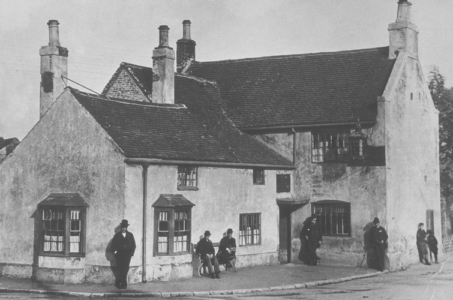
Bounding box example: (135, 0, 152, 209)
(177, 166, 198, 189)
(311, 132, 349, 163)
(239, 213, 261, 246)
(312, 201, 351, 237)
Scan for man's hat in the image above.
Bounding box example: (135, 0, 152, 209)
(427, 229, 433, 234)
(204, 230, 211, 236)
(227, 228, 233, 234)
(418, 222, 424, 227)
(373, 217, 380, 224)
(120, 219, 130, 227)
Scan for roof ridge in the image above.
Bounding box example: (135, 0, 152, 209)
(193, 46, 390, 65)
(121, 62, 153, 70)
(69, 87, 186, 109)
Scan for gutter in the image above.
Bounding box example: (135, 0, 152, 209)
(239, 121, 376, 133)
(124, 158, 295, 170)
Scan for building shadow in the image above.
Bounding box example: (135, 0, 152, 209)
(105, 225, 121, 284)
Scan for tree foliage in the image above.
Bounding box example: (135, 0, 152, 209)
(429, 68, 453, 233)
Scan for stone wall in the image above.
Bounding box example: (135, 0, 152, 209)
(0, 90, 126, 282)
(383, 53, 441, 270)
(255, 129, 387, 267)
(124, 164, 282, 282)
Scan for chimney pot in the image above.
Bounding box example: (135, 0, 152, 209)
(182, 20, 191, 40)
(158, 25, 171, 48)
(47, 20, 60, 47)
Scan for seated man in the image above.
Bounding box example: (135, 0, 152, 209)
(196, 230, 220, 279)
(217, 228, 237, 272)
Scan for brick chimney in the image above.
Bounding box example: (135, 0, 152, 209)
(39, 20, 68, 118)
(152, 25, 175, 104)
(388, 0, 418, 59)
(176, 20, 196, 73)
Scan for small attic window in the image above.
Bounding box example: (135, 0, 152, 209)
(177, 166, 198, 191)
(410, 92, 413, 100)
(253, 168, 265, 185)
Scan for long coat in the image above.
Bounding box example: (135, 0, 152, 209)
(111, 231, 136, 257)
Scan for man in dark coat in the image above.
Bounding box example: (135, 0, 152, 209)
(368, 217, 388, 271)
(217, 228, 237, 271)
(111, 219, 136, 289)
(196, 230, 220, 279)
(301, 215, 322, 266)
(416, 223, 431, 265)
(427, 230, 439, 264)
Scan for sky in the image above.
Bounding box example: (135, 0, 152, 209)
(1, 0, 452, 140)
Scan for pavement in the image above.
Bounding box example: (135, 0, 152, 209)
(3, 257, 444, 298)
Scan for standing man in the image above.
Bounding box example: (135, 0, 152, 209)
(218, 228, 237, 272)
(369, 217, 388, 272)
(196, 230, 221, 279)
(111, 220, 136, 289)
(301, 215, 322, 266)
(416, 223, 431, 265)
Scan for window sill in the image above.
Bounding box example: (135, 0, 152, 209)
(39, 252, 85, 258)
(177, 186, 199, 191)
(154, 252, 191, 257)
(253, 182, 265, 185)
(239, 244, 261, 247)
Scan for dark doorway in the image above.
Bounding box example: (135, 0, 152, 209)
(277, 201, 308, 264)
(279, 207, 292, 263)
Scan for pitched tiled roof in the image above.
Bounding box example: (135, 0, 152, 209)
(187, 47, 396, 129)
(70, 88, 292, 166)
(174, 74, 292, 165)
(152, 194, 195, 207)
(38, 193, 88, 207)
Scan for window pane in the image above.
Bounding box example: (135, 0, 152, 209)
(312, 203, 350, 236)
(178, 166, 198, 187)
(42, 208, 65, 253)
(239, 213, 261, 246)
(312, 131, 349, 163)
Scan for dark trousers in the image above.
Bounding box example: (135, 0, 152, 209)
(115, 253, 132, 288)
(202, 254, 220, 274)
(429, 246, 438, 262)
(417, 242, 429, 263)
(374, 244, 386, 271)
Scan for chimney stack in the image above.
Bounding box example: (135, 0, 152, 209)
(39, 20, 68, 118)
(176, 20, 196, 73)
(152, 25, 175, 104)
(388, 0, 418, 59)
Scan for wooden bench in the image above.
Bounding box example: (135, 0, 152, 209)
(192, 242, 231, 277)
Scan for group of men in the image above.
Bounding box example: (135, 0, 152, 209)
(110, 217, 439, 289)
(299, 215, 389, 272)
(196, 228, 237, 279)
(416, 222, 439, 265)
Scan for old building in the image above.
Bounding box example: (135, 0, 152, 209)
(0, 0, 440, 283)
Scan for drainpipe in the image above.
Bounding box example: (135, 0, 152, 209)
(292, 128, 297, 164)
(142, 164, 149, 283)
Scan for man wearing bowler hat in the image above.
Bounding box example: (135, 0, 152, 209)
(196, 230, 221, 279)
(111, 219, 136, 289)
(369, 217, 388, 271)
